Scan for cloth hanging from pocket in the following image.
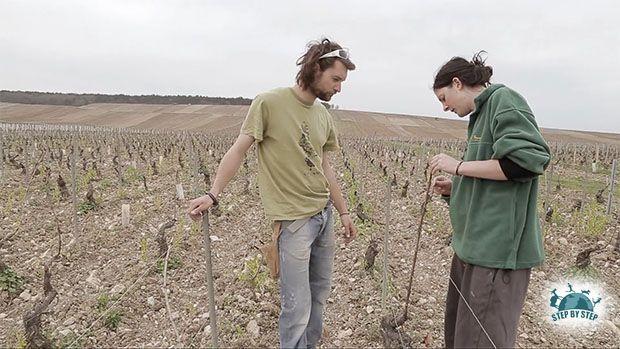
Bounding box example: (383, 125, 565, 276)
(259, 218, 310, 279)
(259, 221, 282, 279)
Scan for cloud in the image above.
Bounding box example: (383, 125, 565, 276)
(1, 0, 618, 133)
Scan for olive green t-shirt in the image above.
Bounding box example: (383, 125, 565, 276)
(240, 87, 339, 221)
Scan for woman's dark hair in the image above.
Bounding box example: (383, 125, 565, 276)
(433, 51, 493, 89)
(296, 38, 356, 89)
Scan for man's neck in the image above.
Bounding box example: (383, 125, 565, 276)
(292, 85, 316, 105)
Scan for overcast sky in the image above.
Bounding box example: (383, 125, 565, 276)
(2, 0, 619, 133)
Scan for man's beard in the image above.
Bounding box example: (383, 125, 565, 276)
(309, 83, 333, 102)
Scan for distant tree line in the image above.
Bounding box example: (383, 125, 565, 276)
(0, 90, 252, 106)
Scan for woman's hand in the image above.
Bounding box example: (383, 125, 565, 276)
(432, 175, 453, 196)
(430, 153, 460, 175)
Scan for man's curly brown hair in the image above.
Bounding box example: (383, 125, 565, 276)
(295, 38, 356, 89)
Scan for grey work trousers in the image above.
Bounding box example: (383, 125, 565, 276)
(278, 202, 335, 349)
(444, 254, 531, 348)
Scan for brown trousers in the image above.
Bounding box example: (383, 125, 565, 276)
(444, 254, 531, 348)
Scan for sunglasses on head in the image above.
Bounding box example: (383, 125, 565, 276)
(319, 49, 350, 60)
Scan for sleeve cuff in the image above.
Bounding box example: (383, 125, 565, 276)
(240, 130, 262, 142)
(498, 157, 537, 180)
(323, 144, 340, 152)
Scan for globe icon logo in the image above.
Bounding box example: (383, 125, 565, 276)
(557, 293, 594, 311)
(550, 283, 601, 322)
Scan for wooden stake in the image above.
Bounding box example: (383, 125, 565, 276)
(572, 144, 577, 166)
(0, 125, 4, 183)
(202, 212, 219, 347)
(596, 144, 600, 164)
(381, 178, 392, 313)
(72, 143, 78, 235)
(607, 159, 617, 215)
(581, 167, 588, 214)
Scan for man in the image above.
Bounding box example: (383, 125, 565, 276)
(188, 38, 357, 348)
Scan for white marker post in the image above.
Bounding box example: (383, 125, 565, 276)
(176, 183, 185, 201)
(121, 204, 130, 227)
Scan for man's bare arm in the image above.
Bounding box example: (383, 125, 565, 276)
(322, 152, 357, 243)
(209, 134, 255, 197)
(188, 134, 254, 219)
(322, 152, 348, 215)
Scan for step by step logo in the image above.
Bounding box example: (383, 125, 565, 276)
(550, 283, 601, 322)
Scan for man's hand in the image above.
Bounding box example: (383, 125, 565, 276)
(429, 153, 460, 175)
(188, 195, 215, 221)
(432, 175, 452, 196)
(340, 214, 357, 244)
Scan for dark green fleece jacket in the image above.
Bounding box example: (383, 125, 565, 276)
(449, 84, 551, 269)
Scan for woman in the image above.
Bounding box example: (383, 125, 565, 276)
(428, 52, 550, 348)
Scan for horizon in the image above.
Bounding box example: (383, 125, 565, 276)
(2, 89, 619, 136)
